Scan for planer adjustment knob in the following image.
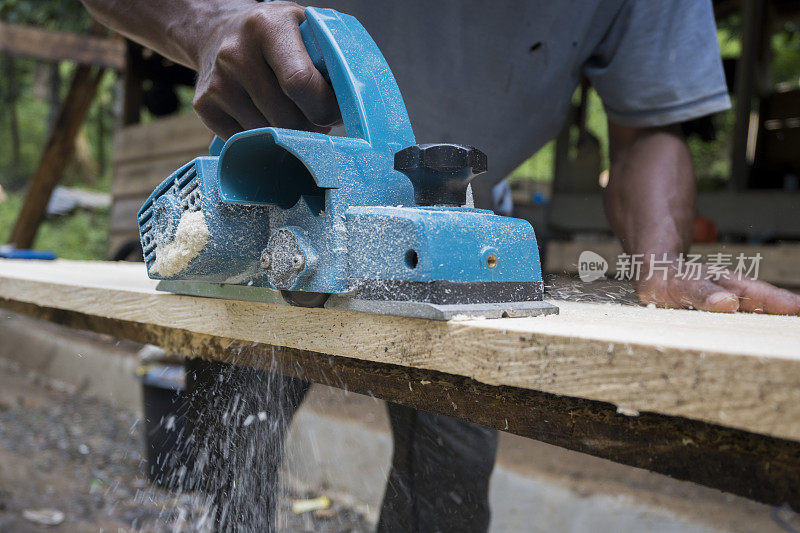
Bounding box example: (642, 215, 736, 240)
(394, 143, 487, 207)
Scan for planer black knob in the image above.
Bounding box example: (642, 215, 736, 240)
(394, 144, 487, 207)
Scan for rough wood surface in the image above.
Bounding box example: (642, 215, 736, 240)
(0, 22, 125, 69)
(1, 259, 800, 440)
(3, 259, 800, 507)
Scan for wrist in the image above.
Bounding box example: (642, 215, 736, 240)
(604, 189, 688, 260)
(625, 237, 686, 262)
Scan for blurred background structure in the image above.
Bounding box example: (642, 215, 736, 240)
(1, 0, 799, 267)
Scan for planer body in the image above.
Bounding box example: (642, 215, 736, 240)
(137, 7, 557, 320)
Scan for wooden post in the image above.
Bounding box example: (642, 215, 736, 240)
(48, 62, 61, 132)
(729, 0, 764, 190)
(122, 41, 144, 126)
(0, 21, 125, 69)
(8, 64, 105, 249)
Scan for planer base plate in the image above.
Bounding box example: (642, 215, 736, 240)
(156, 280, 559, 321)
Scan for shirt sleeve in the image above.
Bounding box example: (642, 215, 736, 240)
(584, 0, 731, 127)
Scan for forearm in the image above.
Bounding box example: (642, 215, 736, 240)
(80, 0, 255, 69)
(603, 123, 695, 261)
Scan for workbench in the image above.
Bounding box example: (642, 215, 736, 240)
(1, 259, 799, 508)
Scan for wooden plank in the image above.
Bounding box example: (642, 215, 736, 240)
(546, 240, 800, 287)
(1, 260, 800, 507)
(1, 260, 800, 508)
(0, 259, 799, 438)
(0, 22, 125, 70)
(9, 65, 105, 249)
(112, 113, 213, 165)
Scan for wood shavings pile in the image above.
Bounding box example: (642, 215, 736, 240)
(152, 210, 209, 277)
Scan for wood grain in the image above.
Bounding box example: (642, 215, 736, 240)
(1, 259, 799, 442)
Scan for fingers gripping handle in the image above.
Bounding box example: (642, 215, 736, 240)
(299, 20, 326, 82)
(209, 21, 328, 157)
(210, 7, 415, 156)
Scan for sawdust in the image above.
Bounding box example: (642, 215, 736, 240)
(152, 210, 210, 277)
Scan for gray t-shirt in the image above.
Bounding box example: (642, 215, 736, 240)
(308, 0, 730, 206)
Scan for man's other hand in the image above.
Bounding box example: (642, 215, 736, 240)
(193, 1, 340, 139)
(605, 122, 800, 316)
(636, 256, 800, 315)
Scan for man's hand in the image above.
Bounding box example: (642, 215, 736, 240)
(635, 255, 800, 314)
(604, 123, 800, 315)
(81, 0, 340, 139)
(192, 1, 339, 139)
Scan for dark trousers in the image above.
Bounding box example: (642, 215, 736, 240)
(185, 359, 497, 532)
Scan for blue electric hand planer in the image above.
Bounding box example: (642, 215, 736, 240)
(137, 7, 557, 320)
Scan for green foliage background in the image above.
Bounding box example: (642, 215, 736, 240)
(0, 0, 112, 258)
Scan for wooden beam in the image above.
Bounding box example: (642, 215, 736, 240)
(8, 65, 105, 250)
(1, 259, 800, 507)
(0, 22, 125, 70)
(729, 0, 764, 190)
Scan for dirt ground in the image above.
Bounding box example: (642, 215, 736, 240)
(0, 361, 370, 532)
